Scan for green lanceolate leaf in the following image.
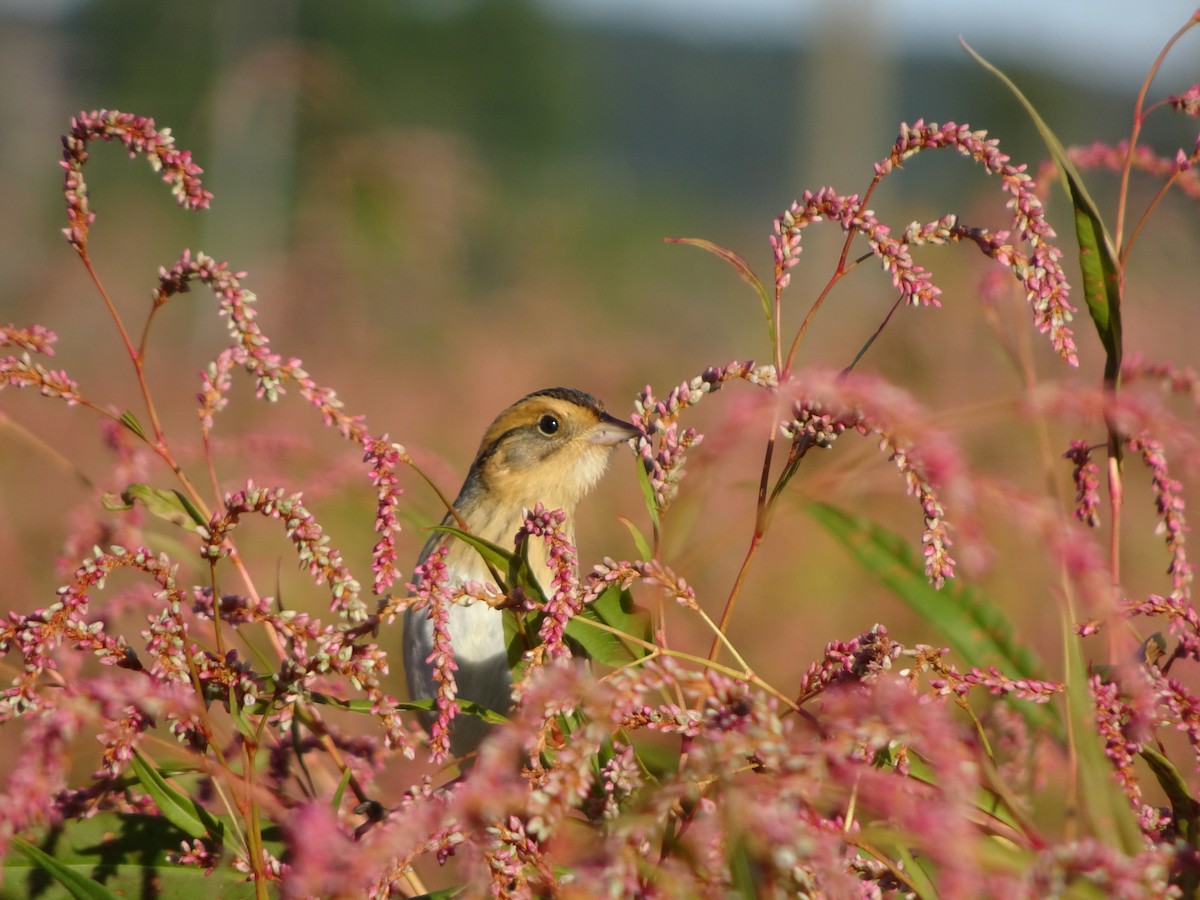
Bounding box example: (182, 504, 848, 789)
(566, 585, 653, 666)
(397, 696, 510, 726)
(332, 765, 354, 816)
(635, 458, 663, 536)
(963, 40, 1123, 386)
(1141, 744, 1200, 848)
(808, 502, 1059, 735)
(429, 524, 546, 602)
(726, 836, 760, 899)
(118, 410, 146, 441)
(428, 524, 510, 570)
(7, 813, 280, 899)
(1072, 199, 1123, 386)
(10, 837, 120, 900)
(129, 751, 225, 842)
(617, 515, 653, 562)
(118, 483, 207, 532)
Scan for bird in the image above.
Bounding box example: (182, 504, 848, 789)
(402, 387, 638, 757)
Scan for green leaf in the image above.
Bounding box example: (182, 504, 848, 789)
(428, 524, 510, 570)
(100, 492, 133, 512)
(634, 459, 662, 536)
(565, 585, 654, 667)
(129, 751, 225, 842)
(726, 836, 760, 899)
(309, 693, 376, 712)
(1141, 744, 1200, 848)
(962, 40, 1122, 384)
(429, 524, 545, 601)
(6, 813, 282, 899)
(396, 696, 510, 726)
(118, 410, 146, 441)
(120, 483, 207, 532)
(665, 237, 775, 352)
(511, 532, 543, 605)
(10, 837, 119, 900)
(617, 515, 653, 562)
(892, 843, 940, 899)
(332, 765, 354, 815)
(1072, 197, 1123, 385)
(808, 502, 1059, 736)
(808, 502, 1041, 674)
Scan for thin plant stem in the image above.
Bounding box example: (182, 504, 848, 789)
(783, 174, 884, 374)
(1115, 10, 1200, 251)
(1122, 162, 1194, 265)
(706, 422, 775, 662)
(81, 252, 168, 446)
(579, 615, 799, 713)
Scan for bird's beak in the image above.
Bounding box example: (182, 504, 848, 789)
(588, 412, 640, 446)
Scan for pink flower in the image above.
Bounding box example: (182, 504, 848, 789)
(60, 110, 211, 252)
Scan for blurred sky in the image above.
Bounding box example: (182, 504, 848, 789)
(0, 0, 1194, 88)
(541, 0, 1194, 86)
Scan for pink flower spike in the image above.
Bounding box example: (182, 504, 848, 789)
(519, 504, 581, 661)
(1128, 433, 1192, 600)
(363, 435, 406, 596)
(60, 110, 211, 252)
(405, 545, 457, 763)
(878, 121, 1077, 364)
(1064, 440, 1102, 528)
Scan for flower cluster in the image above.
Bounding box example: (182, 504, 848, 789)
(930, 665, 1062, 703)
(781, 370, 966, 586)
(796, 624, 899, 703)
(1121, 592, 1200, 662)
(0, 324, 57, 356)
(882, 120, 1076, 363)
(1128, 433, 1192, 600)
(12, 55, 1200, 896)
(633, 360, 775, 513)
(0, 546, 169, 719)
(1168, 84, 1200, 117)
(1122, 354, 1200, 410)
(773, 186, 944, 305)
(158, 251, 365, 445)
(60, 109, 211, 252)
(202, 482, 366, 621)
(1090, 672, 1154, 808)
(515, 504, 580, 661)
(0, 324, 83, 406)
(585, 556, 697, 610)
(1064, 439, 1103, 527)
(363, 435, 408, 596)
(402, 545, 458, 763)
(772, 121, 1076, 364)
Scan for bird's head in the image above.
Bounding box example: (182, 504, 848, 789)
(460, 387, 638, 517)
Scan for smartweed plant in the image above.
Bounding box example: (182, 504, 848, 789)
(3, 13, 1200, 898)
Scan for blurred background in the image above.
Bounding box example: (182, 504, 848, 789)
(1, 0, 1198, 796)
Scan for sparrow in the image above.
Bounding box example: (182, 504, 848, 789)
(402, 387, 638, 757)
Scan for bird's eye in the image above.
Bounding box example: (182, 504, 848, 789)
(537, 414, 560, 436)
